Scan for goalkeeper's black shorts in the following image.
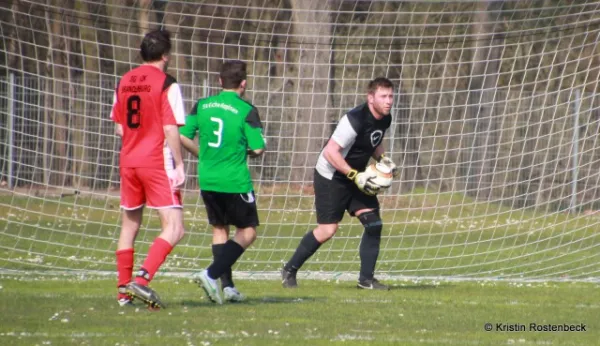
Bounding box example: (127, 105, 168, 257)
(201, 190, 259, 228)
(313, 170, 379, 224)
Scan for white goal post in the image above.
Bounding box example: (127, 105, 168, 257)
(1, 0, 600, 281)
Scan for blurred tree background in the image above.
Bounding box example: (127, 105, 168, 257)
(1, 0, 600, 210)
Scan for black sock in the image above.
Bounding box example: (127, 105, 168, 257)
(212, 243, 234, 289)
(358, 212, 382, 281)
(284, 231, 322, 273)
(207, 240, 245, 280)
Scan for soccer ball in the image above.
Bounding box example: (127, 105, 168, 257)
(365, 162, 394, 189)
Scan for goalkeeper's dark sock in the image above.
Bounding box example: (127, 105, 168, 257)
(284, 230, 322, 273)
(135, 237, 173, 286)
(358, 211, 382, 281)
(212, 243, 234, 288)
(207, 240, 244, 280)
(116, 248, 134, 288)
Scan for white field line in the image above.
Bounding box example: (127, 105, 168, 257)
(0, 270, 598, 283)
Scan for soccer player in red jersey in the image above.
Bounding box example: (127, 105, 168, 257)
(110, 29, 186, 308)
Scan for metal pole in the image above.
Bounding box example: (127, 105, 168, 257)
(7, 72, 14, 189)
(203, 78, 208, 98)
(571, 89, 581, 213)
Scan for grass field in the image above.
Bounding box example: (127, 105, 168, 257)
(0, 275, 599, 345)
(2, 189, 600, 279)
(1, 190, 600, 345)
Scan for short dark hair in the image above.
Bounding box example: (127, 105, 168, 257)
(220, 60, 247, 89)
(140, 29, 171, 62)
(367, 77, 394, 94)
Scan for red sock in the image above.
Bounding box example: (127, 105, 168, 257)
(116, 248, 134, 299)
(135, 238, 173, 286)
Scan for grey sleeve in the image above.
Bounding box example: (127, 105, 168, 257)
(330, 114, 358, 148)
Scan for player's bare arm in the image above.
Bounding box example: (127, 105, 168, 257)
(324, 136, 379, 195)
(372, 144, 385, 161)
(323, 139, 352, 175)
(180, 135, 199, 157)
(164, 124, 185, 188)
(110, 90, 123, 137)
(247, 148, 264, 157)
(115, 124, 124, 137)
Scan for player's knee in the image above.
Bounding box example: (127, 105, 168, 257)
(235, 226, 257, 248)
(121, 223, 140, 235)
(160, 209, 185, 242)
(172, 222, 185, 242)
(212, 225, 229, 237)
(315, 223, 338, 241)
(241, 226, 256, 240)
(247, 228, 257, 244)
(164, 222, 185, 243)
(358, 211, 382, 237)
(122, 209, 142, 232)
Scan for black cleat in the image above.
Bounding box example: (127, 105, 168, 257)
(126, 282, 165, 309)
(357, 278, 390, 290)
(281, 268, 298, 288)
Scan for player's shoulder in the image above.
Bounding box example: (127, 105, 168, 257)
(115, 68, 139, 91)
(162, 73, 177, 91)
(344, 103, 369, 128)
(137, 65, 177, 91)
(233, 94, 258, 114)
(164, 73, 177, 83)
(189, 96, 212, 115)
(384, 112, 392, 126)
(118, 67, 138, 83)
(196, 94, 217, 106)
(346, 103, 369, 119)
(236, 95, 256, 108)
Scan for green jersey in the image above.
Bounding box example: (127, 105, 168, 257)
(180, 91, 265, 193)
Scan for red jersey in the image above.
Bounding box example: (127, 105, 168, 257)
(110, 64, 185, 168)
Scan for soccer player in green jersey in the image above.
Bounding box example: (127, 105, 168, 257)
(180, 60, 266, 304)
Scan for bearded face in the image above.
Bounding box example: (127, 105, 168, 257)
(368, 87, 394, 117)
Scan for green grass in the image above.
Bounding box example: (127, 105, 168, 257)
(0, 276, 598, 345)
(1, 191, 600, 279)
(1, 191, 600, 345)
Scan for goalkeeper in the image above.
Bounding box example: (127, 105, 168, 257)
(282, 77, 398, 290)
(180, 60, 266, 304)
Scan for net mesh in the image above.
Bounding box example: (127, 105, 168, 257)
(1, 0, 600, 281)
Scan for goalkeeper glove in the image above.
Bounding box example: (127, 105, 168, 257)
(377, 153, 399, 177)
(347, 168, 380, 196)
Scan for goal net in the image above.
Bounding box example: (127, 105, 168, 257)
(1, 0, 600, 281)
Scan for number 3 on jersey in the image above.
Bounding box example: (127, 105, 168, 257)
(209, 117, 223, 148)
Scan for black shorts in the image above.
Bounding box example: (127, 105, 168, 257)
(201, 190, 259, 228)
(313, 170, 379, 224)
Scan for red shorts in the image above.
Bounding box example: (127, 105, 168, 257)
(119, 167, 182, 209)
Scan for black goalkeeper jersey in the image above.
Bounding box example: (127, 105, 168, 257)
(315, 103, 391, 180)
